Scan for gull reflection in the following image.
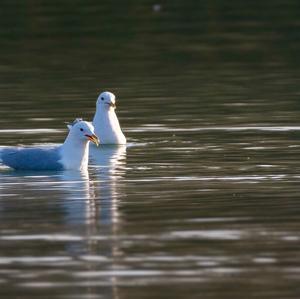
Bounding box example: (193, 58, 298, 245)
(59, 169, 94, 226)
(87, 145, 127, 298)
(59, 144, 126, 229)
(89, 144, 127, 226)
(89, 144, 127, 175)
(55, 145, 126, 298)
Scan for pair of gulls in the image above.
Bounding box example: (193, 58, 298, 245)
(0, 92, 126, 171)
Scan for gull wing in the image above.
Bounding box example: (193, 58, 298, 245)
(1, 146, 64, 170)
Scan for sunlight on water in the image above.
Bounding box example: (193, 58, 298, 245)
(128, 126, 300, 133)
(1, 1, 300, 299)
(0, 129, 63, 134)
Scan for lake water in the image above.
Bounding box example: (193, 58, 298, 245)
(1, 1, 300, 298)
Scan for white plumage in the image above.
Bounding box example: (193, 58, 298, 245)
(0, 119, 99, 171)
(92, 91, 126, 145)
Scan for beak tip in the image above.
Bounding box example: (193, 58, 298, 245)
(94, 136, 100, 147)
(86, 134, 100, 146)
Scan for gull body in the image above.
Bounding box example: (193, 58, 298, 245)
(0, 120, 99, 171)
(92, 91, 126, 144)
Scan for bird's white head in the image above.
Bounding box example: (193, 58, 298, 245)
(96, 91, 116, 110)
(67, 119, 100, 146)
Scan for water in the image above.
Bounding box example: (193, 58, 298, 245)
(1, 1, 300, 298)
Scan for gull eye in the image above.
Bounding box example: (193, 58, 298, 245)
(80, 128, 84, 132)
(101, 97, 104, 101)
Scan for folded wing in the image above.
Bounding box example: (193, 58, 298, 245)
(1, 147, 64, 170)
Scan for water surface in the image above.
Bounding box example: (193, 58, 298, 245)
(1, 1, 300, 298)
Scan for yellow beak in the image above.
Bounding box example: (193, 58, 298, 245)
(85, 134, 100, 146)
(109, 102, 116, 109)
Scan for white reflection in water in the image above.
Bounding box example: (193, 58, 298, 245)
(52, 145, 127, 229)
(59, 169, 91, 225)
(87, 145, 127, 299)
(56, 145, 127, 253)
(89, 144, 126, 225)
(82, 145, 126, 298)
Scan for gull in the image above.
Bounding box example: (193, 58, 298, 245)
(92, 91, 126, 144)
(0, 119, 99, 171)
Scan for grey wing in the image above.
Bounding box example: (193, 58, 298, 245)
(1, 147, 64, 170)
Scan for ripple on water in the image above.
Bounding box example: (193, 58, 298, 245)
(0, 234, 83, 241)
(126, 126, 300, 133)
(0, 129, 63, 134)
(167, 229, 243, 240)
(0, 256, 73, 265)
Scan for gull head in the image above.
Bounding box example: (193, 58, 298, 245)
(68, 119, 100, 146)
(96, 91, 116, 110)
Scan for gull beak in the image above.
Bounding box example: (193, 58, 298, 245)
(109, 102, 116, 109)
(85, 134, 100, 146)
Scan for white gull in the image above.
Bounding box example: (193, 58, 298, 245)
(0, 119, 99, 171)
(92, 91, 126, 144)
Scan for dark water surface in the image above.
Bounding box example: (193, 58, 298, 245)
(1, 1, 300, 298)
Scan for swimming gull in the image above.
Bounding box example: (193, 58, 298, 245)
(0, 119, 99, 171)
(92, 91, 126, 144)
